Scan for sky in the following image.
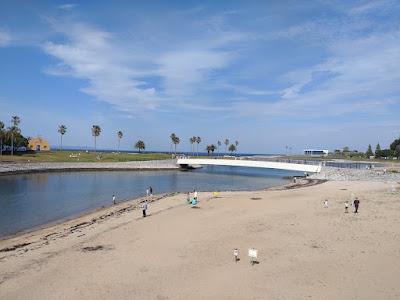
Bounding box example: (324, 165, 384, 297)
(0, 0, 399, 154)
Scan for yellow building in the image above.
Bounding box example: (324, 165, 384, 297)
(28, 137, 50, 151)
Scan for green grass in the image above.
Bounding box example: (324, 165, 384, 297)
(0, 151, 172, 163)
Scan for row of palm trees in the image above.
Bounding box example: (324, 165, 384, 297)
(0, 115, 21, 156)
(170, 133, 239, 156)
(57, 124, 146, 153)
(1, 116, 238, 156)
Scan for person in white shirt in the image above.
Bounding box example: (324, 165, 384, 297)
(324, 199, 329, 208)
(141, 200, 148, 217)
(344, 201, 349, 213)
(112, 195, 116, 205)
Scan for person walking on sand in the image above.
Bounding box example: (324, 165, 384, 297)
(324, 199, 329, 208)
(149, 186, 153, 196)
(353, 197, 360, 213)
(112, 195, 116, 205)
(146, 188, 149, 197)
(141, 200, 148, 217)
(344, 200, 349, 213)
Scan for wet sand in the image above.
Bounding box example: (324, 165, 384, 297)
(1, 180, 399, 299)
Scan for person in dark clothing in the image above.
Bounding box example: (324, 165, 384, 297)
(353, 197, 360, 213)
(149, 186, 153, 196)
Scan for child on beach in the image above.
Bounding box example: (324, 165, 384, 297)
(112, 195, 116, 205)
(324, 199, 329, 208)
(344, 201, 349, 213)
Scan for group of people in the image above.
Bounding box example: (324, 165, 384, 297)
(146, 186, 153, 197)
(324, 197, 360, 213)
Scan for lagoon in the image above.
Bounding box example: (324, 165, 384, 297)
(0, 166, 301, 237)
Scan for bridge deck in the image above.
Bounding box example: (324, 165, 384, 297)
(176, 158, 321, 173)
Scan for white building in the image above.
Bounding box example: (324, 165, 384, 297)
(304, 149, 329, 157)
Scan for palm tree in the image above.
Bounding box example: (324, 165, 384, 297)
(170, 133, 176, 154)
(117, 131, 123, 153)
(0, 121, 4, 156)
(10, 116, 20, 156)
(91, 125, 101, 153)
(217, 140, 221, 157)
(196, 136, 201, 156)
(206, 144, 217, 156)
(58, 125, 67, 151)
(228, 144, 236, 154)
(135, 140, 146, 153)
(170, 133, 180, 154)
(189, 136, 196, 156)
(235, 140, 239, 156)
(224, 139, 229, 154)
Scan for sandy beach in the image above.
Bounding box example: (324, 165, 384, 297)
(1, 178, 399, 299)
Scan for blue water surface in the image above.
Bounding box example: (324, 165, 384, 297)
(0, 166, 301, 237)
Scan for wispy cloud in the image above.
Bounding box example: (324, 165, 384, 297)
(42, 21, 160, 112)
(41, 13, 248, 113)
(38, 2, 400, 120)
(58, 4, 77, 11)
(0, 28, 11, 47)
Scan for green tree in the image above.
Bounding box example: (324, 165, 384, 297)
(375, 143, 381, 158)
(58, 125, 67, 151)
(10, 116, 21, 156)
(196, 136, 201, 156)
(235, 140, 239, 156)
(334, 149, 341, 156)
(379, 149, 394, 158)
(91, 125, 101, 153)
(217, 140, 221, 157)
(0, 121, 4, 156)
(170, 133, 180, 154)
(224, 139, 229, 154)
(228, 144, 236, 154)
(390, 137, 400, 152)
(395, 145, 400, 158)
(366, 144, 373, 157)
(190, 136, 196, 156)
(117, 131, 123, 152)
(206, 144, 216, 156)
(135, 140, 146, 153)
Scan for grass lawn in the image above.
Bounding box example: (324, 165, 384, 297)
(0, 151, 172, 163)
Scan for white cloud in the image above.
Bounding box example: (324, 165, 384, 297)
(0, 28, 11, 47)
(233, 29, 400, 118)
(58, 4, 77, 11)
(41, 16, 246, 113)
(348, 0, 396, 15)
(42, 22, 161, 112)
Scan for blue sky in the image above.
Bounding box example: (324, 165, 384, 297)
(1, 0, 399, 153)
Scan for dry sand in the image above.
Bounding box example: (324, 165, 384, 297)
(1, 180, 400, 300)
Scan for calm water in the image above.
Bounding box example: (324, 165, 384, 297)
(0, 166, 300, 237)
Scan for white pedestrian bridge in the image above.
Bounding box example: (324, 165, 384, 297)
(176, 158, 322, 173)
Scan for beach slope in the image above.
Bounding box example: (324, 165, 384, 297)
(1, 180, 399, 299)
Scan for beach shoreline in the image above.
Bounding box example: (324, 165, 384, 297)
(1, 177, 399, 299)
(0, 178, 320, 242)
